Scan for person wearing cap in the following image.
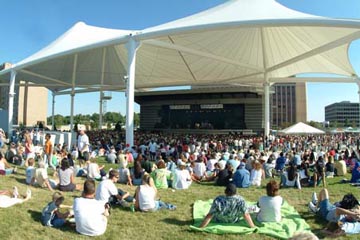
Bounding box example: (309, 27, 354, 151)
(232, 161, 250, 188)
(199, 183, 255, 228)
(171, 161, 192, 190)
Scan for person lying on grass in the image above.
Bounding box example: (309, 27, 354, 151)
(0, 186, 31, 208)
(309, 188, 360, 237)
(199, 183, 255, 228)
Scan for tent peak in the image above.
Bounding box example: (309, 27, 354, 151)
(142, 0, 327, 34)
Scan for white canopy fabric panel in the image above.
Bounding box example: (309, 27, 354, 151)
(0, 22, 133, 92)
(1, 0, 360, 92)
(137, 0, 360, 86)
(142, 0, 325, 33)
(279, 122, 325, 135)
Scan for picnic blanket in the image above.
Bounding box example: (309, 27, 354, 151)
(190, 199, 312, 239)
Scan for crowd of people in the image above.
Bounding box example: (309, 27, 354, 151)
(1, 127, 360, 237)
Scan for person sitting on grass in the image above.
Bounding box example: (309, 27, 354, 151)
(199, 183, 255, 228)
(171, 161, 192, 190)
(335, 155, 347, 176)
(280, 162, 301, 190)
(73, 179, 110, 237)
(87, 158, 106, 181)
(25, 158, 36, 185)
(95, 169, 135, 208)
(41, 192, 73, 228)
(232, 162, 250, 188)
(151, 160, 169, 189)
(132, 160, 145, 186)
(57, 158, 79, 192)
(34, 161, 57, 192)
(135, 173, 176, 212)
(309, 156, 326, 187)
(0, 186, 31, 208)
(250, 160, 265, 187)
(0, 152, 16, 175)
(256, 180, 284, 223)
(118, 158, 133, 186)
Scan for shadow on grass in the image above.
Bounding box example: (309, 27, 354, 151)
(28, 209, 42, 222)
(13, 177, 27, 185)
(161, 217, 192, 226)
(299, 211, 327, 239)
(28, 209, 77, 233)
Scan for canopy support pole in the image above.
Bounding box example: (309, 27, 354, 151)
(260, 27, 270, 138)
(125, 37, 140, 146)
(99, 91, 103, 130)
(8, 70, 16, 135)
(70, 54, 78, 134)
(70, 91, 75, 131)
(51, 92, 56, 130)
(357, 78, 360, 128)
(99, 48, 107, 130)
(264, 80, 270, 137)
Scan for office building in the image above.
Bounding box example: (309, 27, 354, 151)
(271, 82, 307, 129)
(325, 101, 359, 127)
(0, 63, 48, 127)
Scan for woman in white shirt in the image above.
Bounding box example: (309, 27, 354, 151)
(257, 180, 284, 222)
(135, 174, 176, 212)
(172, 161, 192, 190)
(250, 161, 264, 187)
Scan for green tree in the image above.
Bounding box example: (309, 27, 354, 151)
(104, 112, 121, 124)
(330, 121, 338, 128)
(280, 121, 291, 129)
(344, 118, 349, 127)
(134, 112, 140, 128)
(308, 121, 322, 129)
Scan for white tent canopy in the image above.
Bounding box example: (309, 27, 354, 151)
(279, 122, 325, 135)
(1, 0, 360, 144)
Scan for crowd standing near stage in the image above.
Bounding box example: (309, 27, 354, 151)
(1, 127, 360, 237)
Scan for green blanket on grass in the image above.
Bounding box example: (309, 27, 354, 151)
(190, 199, 312, 239)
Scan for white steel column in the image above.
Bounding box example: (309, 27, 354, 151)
(70, 54, 78, 133)
(264, 80, 270, 137)
(99, 91, 103, 129)
(51, 92, 56, 130)
(125, 37, 140, 146)
(70, 91, 75, 132)
(99, 48, 107, 130)
(8, 70, 16, 134)
(357, 79, 360, 128)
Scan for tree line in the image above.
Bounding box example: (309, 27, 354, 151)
(46, 112, 140, 130)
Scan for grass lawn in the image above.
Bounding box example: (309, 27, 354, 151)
(0, 157, 357, 240)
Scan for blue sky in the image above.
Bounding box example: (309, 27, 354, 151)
(1, 0, 360, 121)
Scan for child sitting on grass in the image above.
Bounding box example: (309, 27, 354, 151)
(41, 192, 73, 228)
